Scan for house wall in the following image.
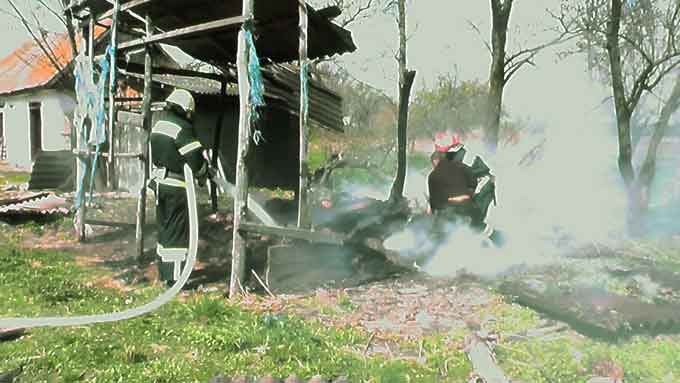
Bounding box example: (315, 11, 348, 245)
(0, 89, 75, 169)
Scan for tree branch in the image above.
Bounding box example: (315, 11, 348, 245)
(6, 0, 65, 76)
(36, 0, 67, 27)
(339, 0, 375, 27)
(467, 20, 492, 54)
(630, 52, 680, 109)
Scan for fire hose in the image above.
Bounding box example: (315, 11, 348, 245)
(208, 171, 277, 227)
(0, 164, 199, 329)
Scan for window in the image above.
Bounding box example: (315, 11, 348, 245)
(29, 102, 42, 158)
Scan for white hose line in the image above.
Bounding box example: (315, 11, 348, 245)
(0, 164, 198, 329)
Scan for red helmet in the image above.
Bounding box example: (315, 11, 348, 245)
(434, 132, 460, 152)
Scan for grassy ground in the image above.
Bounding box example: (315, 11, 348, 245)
(3, 157, 680, 382)
(3, 237, 680, 382)
(0, 171, 30, 187)
(0, 243, 464, 383)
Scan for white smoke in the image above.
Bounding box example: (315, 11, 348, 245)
(386, 96, 631, 278)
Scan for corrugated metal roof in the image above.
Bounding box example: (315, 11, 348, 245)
(0, 192, 70, 216)
(122, 63, 344, 131)
(69, 0, 356, 64)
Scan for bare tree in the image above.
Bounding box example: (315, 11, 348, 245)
(476, 0, 574, 152)
(384, 0, 416, 203)
(567, 0, 680, 224)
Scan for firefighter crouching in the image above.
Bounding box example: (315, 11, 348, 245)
(148, 88, 210, 285)
(428, 133, 505, 247)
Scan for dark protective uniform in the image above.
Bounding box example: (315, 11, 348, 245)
(427, 159, 487, 237)
(445, 144, 497, 228)
(427, 149, 503, 245)
(149, 110, 208, 282)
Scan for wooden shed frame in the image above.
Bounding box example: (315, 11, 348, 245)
(65, 0, 356, 297)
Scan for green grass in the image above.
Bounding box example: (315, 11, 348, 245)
(0, 244, 459, 382)
(3, 230, 680, 382)
(0, 171, 30, 186)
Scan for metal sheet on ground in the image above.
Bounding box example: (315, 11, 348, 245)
(266, 243, 356, 293)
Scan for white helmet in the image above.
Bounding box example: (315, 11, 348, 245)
(166, 89, 195, 114)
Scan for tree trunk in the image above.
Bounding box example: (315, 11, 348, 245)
(390, 70, 416, 202)
(388, 0, 414, 203)
(486, 0, 512, 153)
(606, 0, 636, 189)
(632, 75, 680, 220)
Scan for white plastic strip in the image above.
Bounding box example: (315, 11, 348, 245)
(0, 164, 198, 329)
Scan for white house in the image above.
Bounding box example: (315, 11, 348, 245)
(0, 33, 76, 170)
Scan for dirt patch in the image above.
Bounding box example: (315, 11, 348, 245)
(240, 274, 497, 339)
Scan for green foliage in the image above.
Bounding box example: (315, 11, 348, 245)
(409, 75, 489, 139)
(314, 63, 397, 142)
(0, 171, 30, 186)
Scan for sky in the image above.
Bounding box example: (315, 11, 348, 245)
(335, 0, 613, 127)
(0, 0, 612, 127)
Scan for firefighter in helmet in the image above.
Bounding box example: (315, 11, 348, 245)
(149, 88, 210, 285)
(429, 132, 504, 247)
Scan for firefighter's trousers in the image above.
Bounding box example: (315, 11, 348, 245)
(155, 182, 189, 283)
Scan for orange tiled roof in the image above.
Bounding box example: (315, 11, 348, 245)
(0, 32, 74, 95)
(0, 25, 107, 96)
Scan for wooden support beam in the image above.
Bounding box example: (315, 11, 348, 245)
(73, 150, 141, 159)
(97, 0, 152, 22)
(297, 0, 311, 229)
(118, 16, 246, 51)
(230, 0, 254, 300)
(74, 23, 86, 242)
(119, 64, 232, 82)
(210, 80, 228, 213)
(107, 0, 120, 190)
(136, 15, 154, 261)
(240, 223, 346, 245)
(115, 97, 143, 102)
(76, 15, 96, 243)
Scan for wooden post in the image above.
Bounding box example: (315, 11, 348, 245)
(297, 0, 311, 229)
(75, 19, 88, 242)
(136, 15, 153, 260)
(76, 14, 95, 242)
(210, 80, 227, 213)
(107, 0, 119, 190)
(229, 0, 254, 299)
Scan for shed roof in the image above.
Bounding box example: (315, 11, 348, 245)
(67, 0, 356, 65)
